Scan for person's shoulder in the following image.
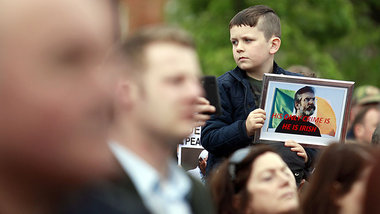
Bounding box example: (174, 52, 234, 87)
(61, 177, 150, 214)
(187, 167, 200, 176)
(186, 174, 216, 214)
(283, 70, 303, 77)
(218, 68, 236, 81)
(305, 121, 321, 136)
(218, 67, 244, 84)
(306, 121, 319, 128)
(275, 119, 287, 132)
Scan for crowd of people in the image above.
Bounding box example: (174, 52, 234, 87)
(0, 0, 379, 214)
(200, 4, 380, 214)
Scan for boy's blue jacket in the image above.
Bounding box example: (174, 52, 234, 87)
(201, 62, 318, 180)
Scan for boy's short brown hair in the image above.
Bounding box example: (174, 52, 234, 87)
(229, 5, 281, 41)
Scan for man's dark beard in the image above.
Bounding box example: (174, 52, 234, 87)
(303, 104, 316, 116)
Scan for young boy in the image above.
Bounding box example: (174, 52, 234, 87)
(201, 5, 317, 184)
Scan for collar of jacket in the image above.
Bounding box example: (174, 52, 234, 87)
(229, 61, 286, 82)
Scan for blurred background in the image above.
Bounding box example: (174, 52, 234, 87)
(120, 0, 380, 87)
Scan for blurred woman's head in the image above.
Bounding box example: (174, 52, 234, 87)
(302, 143, 374, 214)
(210, 145, 299, 214)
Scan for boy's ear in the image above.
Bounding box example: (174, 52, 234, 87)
(269, 36, 281, 55)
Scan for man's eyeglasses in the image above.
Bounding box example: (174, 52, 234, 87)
(303, 97, 316, 102)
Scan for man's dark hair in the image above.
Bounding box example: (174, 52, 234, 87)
(229, 5, 281, 41)
(294, 86, 315, 109)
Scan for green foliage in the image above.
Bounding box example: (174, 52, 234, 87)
(166, 0, 380, 87)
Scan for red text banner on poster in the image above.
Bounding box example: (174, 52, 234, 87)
(271, 114, 331, 124)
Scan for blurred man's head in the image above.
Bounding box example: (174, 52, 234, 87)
(198, 150, 208, 175)
(350, 85, 380, 126)
(353, 106, 380, 145)
(0, 0, 118, 184)
(294, 86, 316, 117)
(287, 65, 317, 78)
(117, 26, 204, 145)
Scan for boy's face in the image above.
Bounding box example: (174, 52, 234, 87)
(230, 22, 274, 73)
(132, 42, 203, 144)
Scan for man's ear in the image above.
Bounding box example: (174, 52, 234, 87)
(115, 79, 138, 110)
(269, 36, 281, 55)
(295, 101, 300, 111)
(198, 158, 203, 164)
(354, 123, 365, 139)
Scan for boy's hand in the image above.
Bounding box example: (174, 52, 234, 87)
(245, 108, 266, 137)
(284, 140, 308, 163)
(193, 97, 216, 127)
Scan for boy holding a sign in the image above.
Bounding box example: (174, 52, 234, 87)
(201, 5, 317, 185)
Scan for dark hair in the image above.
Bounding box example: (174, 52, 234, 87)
(372, 124, 380, 145)
(287, 65, 317, 78)
(120, 25, 196, 72)
(209, 145, 276, 214)
(229, 5, 281, 41)
(294, 86, 315, 109)
(301, 143, 374, 214)
(363, 149, 380, 214)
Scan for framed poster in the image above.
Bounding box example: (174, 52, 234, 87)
(254, 74, 354, 146)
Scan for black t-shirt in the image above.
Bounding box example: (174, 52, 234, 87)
(247, 76, 262, 108)
(275, 116, 321, 137)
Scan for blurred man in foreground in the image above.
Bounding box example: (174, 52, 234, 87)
(66, 26, 215, 214)
(0, 0, 119, 213)
(109, 25, 215, 214)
